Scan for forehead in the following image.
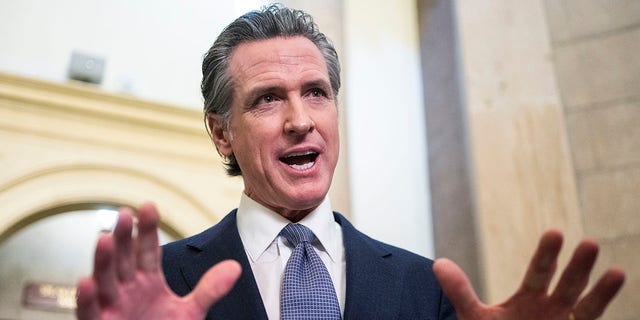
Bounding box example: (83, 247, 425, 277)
(228, 36, 330, 89)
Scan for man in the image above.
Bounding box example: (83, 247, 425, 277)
(76, 4, 625, 320)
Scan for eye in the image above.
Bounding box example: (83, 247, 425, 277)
(254, 94, 277, 107)
(310, 88, 326, 97)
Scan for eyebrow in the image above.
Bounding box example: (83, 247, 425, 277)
(301, 79, 332, 94)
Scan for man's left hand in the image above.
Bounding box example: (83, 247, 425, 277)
(434, 230, 625, 320)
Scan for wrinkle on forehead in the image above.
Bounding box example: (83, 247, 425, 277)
(228, 36, 330, 89)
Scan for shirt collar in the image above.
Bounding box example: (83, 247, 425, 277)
(236, 193, 340, 262)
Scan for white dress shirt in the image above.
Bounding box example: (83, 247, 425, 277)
(236, 193, 346, 319)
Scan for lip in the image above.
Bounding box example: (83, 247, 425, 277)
(279, 144, 322, 158)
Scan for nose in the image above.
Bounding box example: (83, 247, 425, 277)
(283, 98, 314, 135)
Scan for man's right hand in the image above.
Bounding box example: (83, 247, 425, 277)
(76, 203, 242, 320)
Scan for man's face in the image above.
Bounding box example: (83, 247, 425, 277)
(211, 36, 340, 221)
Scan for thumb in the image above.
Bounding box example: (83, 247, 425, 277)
(190, 260, 242, 312)
(433, 258, 482, 318)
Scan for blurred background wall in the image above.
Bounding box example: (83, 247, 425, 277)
(546, 2, 640, 319)
(421, 1, 639, 319)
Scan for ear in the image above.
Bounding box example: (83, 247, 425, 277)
(207, 113, 233, 156)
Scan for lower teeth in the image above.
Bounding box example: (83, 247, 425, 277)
(290, 162, 314, 170)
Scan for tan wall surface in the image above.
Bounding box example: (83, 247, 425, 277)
(418, 0, 483, 296)
(545, 1, 640, 319)
(454, 0, 584, 303)
(432, 1, 639, 318)
(0, 72, 246, 240)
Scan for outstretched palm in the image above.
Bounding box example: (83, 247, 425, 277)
(76, 203, 241, 320)
(434, 230, 625, 320)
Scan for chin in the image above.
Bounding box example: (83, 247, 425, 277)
(285, 188, 327, 209)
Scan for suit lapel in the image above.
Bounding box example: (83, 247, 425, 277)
(335, 213, 402, 320)
(180, 210, 268, 319)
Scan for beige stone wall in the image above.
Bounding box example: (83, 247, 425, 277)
(454, 0, 584, 303)
(544, 1, 640, 319)
(0, 72, 247, 240)
(422, 1, 637, 318)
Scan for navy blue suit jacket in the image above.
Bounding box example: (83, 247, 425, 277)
(162, 210, 457, 319)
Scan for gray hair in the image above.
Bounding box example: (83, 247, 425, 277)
(202, 3, 341, 176)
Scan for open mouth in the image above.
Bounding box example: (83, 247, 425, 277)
(280, 150, 319, 170)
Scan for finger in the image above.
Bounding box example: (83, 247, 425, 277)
(518, 230, 563, 293)
(93, 234, 118, 305)
(549, 239, 599, 307)
(433, 258, 483, 318)
(136, 202, 161, 272)
(573, 268, 625, 319)
(114, 207, 135, 281)
(76, 277, 100, 320)
(190, 260, 242, 312)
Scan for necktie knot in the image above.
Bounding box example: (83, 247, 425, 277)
(280, 223, 315, 247)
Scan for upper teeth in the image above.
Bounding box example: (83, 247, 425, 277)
(285, 150, 315, 158)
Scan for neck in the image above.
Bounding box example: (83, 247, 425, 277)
(242, 191, 324, 222)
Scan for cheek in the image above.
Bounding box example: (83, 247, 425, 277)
(323, 117, 340, 149)
(234, 129, 275, 168)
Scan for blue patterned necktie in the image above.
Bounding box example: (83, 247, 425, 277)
(280, 223, 341, 320)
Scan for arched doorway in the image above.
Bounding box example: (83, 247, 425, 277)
(0, 203, 179, 319)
